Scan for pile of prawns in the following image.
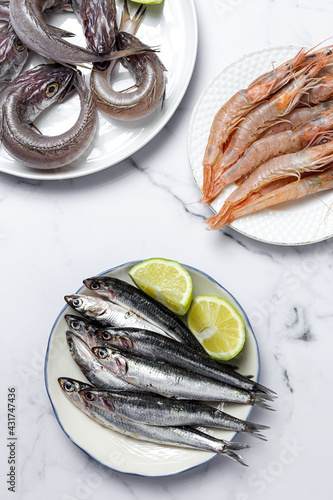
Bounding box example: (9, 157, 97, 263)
(201, 44, 333, 230)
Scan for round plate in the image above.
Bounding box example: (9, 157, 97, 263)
(1, 0, 197, 180)
(188, 46, 333, 245)
(45, 261, 260, 477)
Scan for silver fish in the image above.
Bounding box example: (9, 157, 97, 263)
(66, 331, 142, 392)
(92, 346, 273, 408)
(0, 22, 29, 82)
(94, 326, 276, 397)
(83, 277, 206, 353)
(59, 377, 249, 465)
(64, 294, 168, 336)
(65, 314, 103, 348)
(91, 0, 166, 120)
(0, 63, 97, 169)
(79, 387, 269, 440)
(9, 0, 155, 65)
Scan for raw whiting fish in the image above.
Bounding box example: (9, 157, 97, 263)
(0, 13, 29, 82)
(66, 331, 143, 392)
(0, 63, 97, 169)
(91, 0, 167, 120)
(59, 377, 250, 464)
(79, 387, 269, 440)
(9, 0, 155, 65)
(83, 276, 206, 353)
(92, 345, 274, 407)
(64, 294, 168, 335)
(93, 326, 276, 397)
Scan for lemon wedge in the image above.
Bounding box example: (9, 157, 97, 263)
(187, 295, 246, 360)
(128, 258, 193, 315)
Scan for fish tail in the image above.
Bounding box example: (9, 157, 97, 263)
(252, 392, 275, 410)
(219, 441, 250, 466)
(244, 421, 270, 441)
(252, 381, 278, 398)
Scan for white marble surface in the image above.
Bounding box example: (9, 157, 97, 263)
(1, 0, 333, 498)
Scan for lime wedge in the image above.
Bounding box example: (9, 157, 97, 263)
(187, 295, 246, 360)
(128, 258, 193, 315)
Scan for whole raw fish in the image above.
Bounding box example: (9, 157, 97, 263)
(59, 377, 249, 464)
(79, 387, 269, 440)
(64, 294, 168, 336)
(92, 345, 273, 408)
(83, 276, 206, 353)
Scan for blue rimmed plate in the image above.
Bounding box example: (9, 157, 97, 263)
(45, 261, 260, 477)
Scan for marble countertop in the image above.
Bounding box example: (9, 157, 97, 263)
(1, 0, 333, 498)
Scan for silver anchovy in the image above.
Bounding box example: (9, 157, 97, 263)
(93, 326, 276, 397)
(91, 0, 166, 120)
(64, 294, 168, 336)
(79, 387, 269, 440)
(92, 345, 273, 408)
(65, 314, 103, 347)
(66, 331, 143, 392)
(9, 0, 155, 65)
(59, 377, 249, 465)
(0, 63, 97, 169)
(83, 277, 206, 353)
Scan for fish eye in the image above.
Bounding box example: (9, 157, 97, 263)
(15, 38, 25, 52)
(90, 282, 100, 290)
(101, 331, 111, 340)
(72, 298, 82, 307)
(71, 320, 81, 330)
(67, 339, 74, 349)
(85, 392, 95, 401)
(46, 82, 59, 98)
(98, 348, 108, 359)
(64, 381, 74, 392)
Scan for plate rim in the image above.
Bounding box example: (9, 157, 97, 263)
(188, 45, 333, 246)
(44, 260, 260, 477)
(2, 0, 198, 181)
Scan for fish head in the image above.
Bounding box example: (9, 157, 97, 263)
(64, 314, 101, 348)
(83, 276, 119, 303)
(65, 294, 105, 316)
(58, 377, 92, 407)
(66, 331, 97, 374)
(96, 329, 133, 352)
(79, 388, 116, 413)
(11, 63, 76, 122)
(0, 24, 29, 82)
(92, 346, 128, 377)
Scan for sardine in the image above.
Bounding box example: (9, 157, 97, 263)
(0, 63, 97, 169)
(92, 346, 273, 408)
(65, 314, 102, 348)
(79, 387, 269, 440)
(93, 326, 276, 397)
(91, 0, 166, 120)
(59, 377, 249, 464)
(83, 277, 206, 353)
(9, 0, 155, 65)
(66, 331, 142, 393)
(64, 294, 168, 336)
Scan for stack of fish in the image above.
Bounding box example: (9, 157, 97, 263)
(0, 0, 166, 168)
(59, 276, 276, 466)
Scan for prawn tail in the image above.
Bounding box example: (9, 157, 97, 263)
(205, 201, 234, 230)
(219, 441, 250, 466)
(244, 421, 270, 441)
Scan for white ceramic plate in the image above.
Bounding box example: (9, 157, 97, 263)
(45, 261, 261, 477)
(1, 0, 197, 180)
(188, 46, 333, 245)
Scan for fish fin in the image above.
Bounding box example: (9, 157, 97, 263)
(108, 45, 159, 61)
(30, 123, 42, 135)
(219, 441, 250, 466)
(46, 24, 76, 38)
(252, 381, 278, 397)
(244, 421, 270, 441)
(252, 392, 275, 410)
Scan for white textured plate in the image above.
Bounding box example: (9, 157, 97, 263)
(188, 46, 333, 245)
(0, 0, 197, 180)
(45, 261, 260, 477)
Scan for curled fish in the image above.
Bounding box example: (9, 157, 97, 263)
(91, 0, 166, 120)
(0, 63, 97, 169)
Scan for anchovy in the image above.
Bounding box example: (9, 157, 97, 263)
(66, 331, 143, 392)
(65, 314, 103, 347)
(94, 326, 276, 397)
(0, 63, 97, 169)
(9, 0, 154, 65)
(91, 0, 166, 120)
(79, 387, 269, 440)
(64, 294, 168, 336)
(83, 277, 206, 353)
(92, 346, 273, 408)
(59, 377, 249, 464)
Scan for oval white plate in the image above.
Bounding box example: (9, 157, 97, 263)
(188, 46, 333, 245)
(45, 261, 261, 477)
(1, 0, 197, 180)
